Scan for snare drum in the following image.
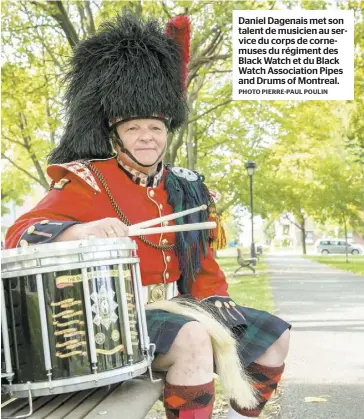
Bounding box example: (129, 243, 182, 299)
(1, 238, 153, 398)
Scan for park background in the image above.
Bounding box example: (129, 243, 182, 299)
(1, 1, 364, 418)
(1, 0, 363, 256)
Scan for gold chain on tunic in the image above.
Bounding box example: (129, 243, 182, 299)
(86, 162, 175, 251)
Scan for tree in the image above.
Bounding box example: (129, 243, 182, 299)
(344, 0, 364, 164)
(2, 0, 363, 232)
(1, 0, 277, 215)
(257, 100, 364, 254)
(311, 152, 364, 241)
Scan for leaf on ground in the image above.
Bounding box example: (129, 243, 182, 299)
(304, 396, 329, 403)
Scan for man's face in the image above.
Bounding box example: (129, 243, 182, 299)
(116, 119, 168, 167)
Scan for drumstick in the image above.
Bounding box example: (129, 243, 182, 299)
(129, 205, 207, 231)
(128, 221, 216, 237)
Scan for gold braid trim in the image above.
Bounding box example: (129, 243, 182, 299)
(208, 207, 227, 250)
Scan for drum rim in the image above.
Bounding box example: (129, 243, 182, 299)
(1, 257, 140, 278)
(1, 237, 138, 262)
(1, 359, 149, 397)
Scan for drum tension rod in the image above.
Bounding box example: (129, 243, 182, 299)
(2, 387, 33, 419)
(147, 343, 162, 383)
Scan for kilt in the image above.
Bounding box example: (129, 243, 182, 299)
(146, 299, 291, 367)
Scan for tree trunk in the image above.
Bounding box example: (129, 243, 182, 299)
(186, 121, 195, 170)
(18, 113, 50, 190)
(53, 1, 80, 47)
(300, 215, 307, 255)
(165, 127, 186, 166)
(84, 1, 96, 35)
(284, 212, 307, 255)
(29, 152, 50, 191)
(343, 212, 349, 263)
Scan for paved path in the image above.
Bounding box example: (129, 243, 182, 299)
(267, 254, 364, 419)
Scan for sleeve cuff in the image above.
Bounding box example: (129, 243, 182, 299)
(17, 220, 80, 247)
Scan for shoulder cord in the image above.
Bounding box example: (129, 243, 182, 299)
(86, 162, 175, 251)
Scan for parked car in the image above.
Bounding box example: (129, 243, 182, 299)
(316, 239, 363, 255)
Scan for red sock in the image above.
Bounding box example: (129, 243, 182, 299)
(231, 363, 285, 417)
(164, 380, 215, 419)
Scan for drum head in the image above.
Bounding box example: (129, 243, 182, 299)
(1, 237, 138, 277)
(2, 237, 136, 258)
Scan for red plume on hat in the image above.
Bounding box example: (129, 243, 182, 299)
(166, 16, 191, 91)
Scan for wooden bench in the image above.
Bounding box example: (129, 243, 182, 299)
(234, 249, 256, 274)
(1, 375, 164, 419)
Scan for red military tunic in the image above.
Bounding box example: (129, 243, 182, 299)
(5, 158, 229, 300)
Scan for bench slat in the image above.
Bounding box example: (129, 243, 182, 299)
(83, 376, 164, 419)
(1, 376, 163, 419)
(1, 397, 34, 416)
(45, 389, 97, 419)
(2, 395, 59, 418)
(62, 384, 118, 419)
(24, 393, 75, 419)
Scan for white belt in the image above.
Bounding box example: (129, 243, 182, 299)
(142, 282, 178, 304)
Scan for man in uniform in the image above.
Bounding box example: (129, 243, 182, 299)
(6, 13, 290, 419)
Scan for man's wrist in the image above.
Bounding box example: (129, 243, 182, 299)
(54, 223, 83, 241)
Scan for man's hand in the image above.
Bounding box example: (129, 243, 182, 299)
(54, 218, 129, 241)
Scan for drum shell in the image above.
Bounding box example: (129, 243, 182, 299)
(1, 238, 148, 393)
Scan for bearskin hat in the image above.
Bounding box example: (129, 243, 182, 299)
(48, 13, 190, 164)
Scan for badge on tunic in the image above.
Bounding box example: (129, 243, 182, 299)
(50, 161, 101, 192)
(54, 178, 71, 189)
(171, 167, 198, 181)
(208, 189, 221, 203)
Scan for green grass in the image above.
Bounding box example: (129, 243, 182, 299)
(147, 256, 273, 418)
(217, 256, 274, 313)
(306, 255, 364, 275)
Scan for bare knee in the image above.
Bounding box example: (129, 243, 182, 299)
(173, 321, 212, 354)
(152, 321, 213, 370)
(255, 328, 290, 367)
(277, 328, 290, 356)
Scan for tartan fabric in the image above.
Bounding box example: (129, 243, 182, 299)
(230, 363, 285, 417)
(232, 307, 290, 367)
(146, 305, 290, 367)
(146, 309, 195, 354)
(164, 380, 214, 419)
